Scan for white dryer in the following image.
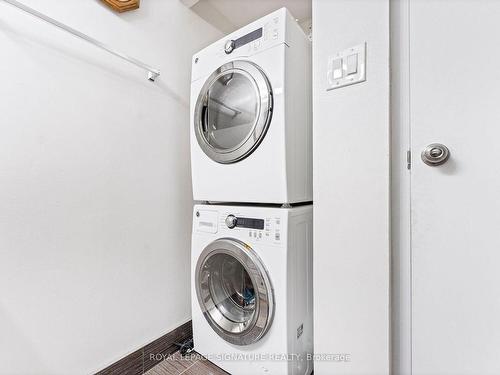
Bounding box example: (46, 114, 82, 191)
(190, 8, 312, 204)
(191, 204, 313, 375)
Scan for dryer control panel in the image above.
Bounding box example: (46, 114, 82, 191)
(221, 16, 283, 57)
(191, 8, 292, 82)
(224, 28, 263, 54)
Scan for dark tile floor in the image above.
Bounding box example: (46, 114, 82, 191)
(145, 351, 228, 375)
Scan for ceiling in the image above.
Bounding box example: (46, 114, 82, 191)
(186, 0, 312, 34)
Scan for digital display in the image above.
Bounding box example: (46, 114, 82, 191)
(234, 28, 263, 50)
(236, 217, 265, 230)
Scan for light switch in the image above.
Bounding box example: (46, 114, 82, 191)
(326, 42, 366, 91)
(332, 58, 343, 79)
(345, 53, 358, 75)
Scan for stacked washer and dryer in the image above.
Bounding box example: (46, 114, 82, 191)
(189, 8, 313, 375)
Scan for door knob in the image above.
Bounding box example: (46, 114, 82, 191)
(421, 143, 450, 166)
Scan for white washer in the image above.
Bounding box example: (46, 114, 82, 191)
(191, 204, 313, 375)
(190, 8, 312, 204)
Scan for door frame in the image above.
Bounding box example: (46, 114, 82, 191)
(390, 0, 412, 373)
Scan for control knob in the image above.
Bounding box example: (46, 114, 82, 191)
(225, 214, 237, 229)
(224, 39, 235, 54)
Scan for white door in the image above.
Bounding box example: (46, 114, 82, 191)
(410, 2, 500, 374)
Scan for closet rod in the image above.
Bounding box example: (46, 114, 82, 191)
(2, 0, 160, 81)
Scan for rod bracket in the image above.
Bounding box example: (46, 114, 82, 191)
(148, 71, 160, 82)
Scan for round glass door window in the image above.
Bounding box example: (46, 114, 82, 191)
(194, 61, 273, 164)
(195, 238, 274, 345)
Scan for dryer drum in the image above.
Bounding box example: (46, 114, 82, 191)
(194, 61, 273, 164)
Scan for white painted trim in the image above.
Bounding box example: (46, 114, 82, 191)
(313, 1, 391, 373)
(390, 0, 412, 374)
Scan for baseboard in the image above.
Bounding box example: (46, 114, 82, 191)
(95, 320, 193, 375)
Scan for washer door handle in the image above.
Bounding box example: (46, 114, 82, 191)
(421, 143, 450, 166)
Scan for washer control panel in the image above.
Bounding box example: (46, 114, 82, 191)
(225, 215, 265, 230)
(194, 207, 285, 245)
(194, 209, 218, 234)
(220, 212, 283, 244)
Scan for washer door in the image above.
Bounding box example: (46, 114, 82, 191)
(194, 61, 273, 164)
(195, 238, 274, 346)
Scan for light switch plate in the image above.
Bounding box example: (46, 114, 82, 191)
(327, 43, 366, 91)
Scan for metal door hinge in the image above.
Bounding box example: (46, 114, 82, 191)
(407, 150, 412, 170)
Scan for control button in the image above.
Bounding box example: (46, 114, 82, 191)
(275, 233, 280, 241)
(258, 232, 262, 238)
(249, 231, 252, 237)
(253, 232, 257, 238)
(254, 40, 261, 50)
(225, 215, 237, 229)
(224, 39, 235, 54)
(345, 53, 358, 75)
(332, 57, 343, 79)
(272, 29, 278, 39)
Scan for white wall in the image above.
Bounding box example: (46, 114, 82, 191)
(312, 1, 391, 374)
(0, 1, 221, 373)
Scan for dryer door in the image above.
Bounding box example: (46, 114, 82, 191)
(194, 61, 273, 164)
(195, 238, 274, 346)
